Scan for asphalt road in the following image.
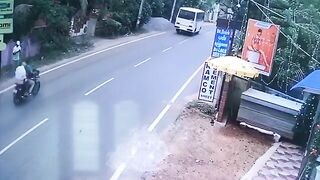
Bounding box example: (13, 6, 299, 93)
(0, 24, 215, 180)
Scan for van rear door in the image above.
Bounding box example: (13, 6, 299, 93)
(175, 9, 196, 31)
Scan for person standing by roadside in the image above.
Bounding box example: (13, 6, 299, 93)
(12, 41, 22, 68)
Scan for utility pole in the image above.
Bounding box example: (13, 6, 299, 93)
(136, 0, 146, 29)
(169, 0, 177, 23)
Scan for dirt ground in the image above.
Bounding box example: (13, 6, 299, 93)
(141, 106, 273, 180)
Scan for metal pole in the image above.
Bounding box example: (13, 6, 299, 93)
(136, 0, 146, 29)
(169, 0, 177, 23)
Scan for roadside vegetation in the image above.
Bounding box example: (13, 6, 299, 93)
(0, 0, 213, 78)
(6, 0, 320, 94)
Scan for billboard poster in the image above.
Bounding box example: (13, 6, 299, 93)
(242, 19, 280, 76)
(211, 27, 233, 58)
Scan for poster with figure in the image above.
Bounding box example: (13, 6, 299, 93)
(242, 19, 280, 76)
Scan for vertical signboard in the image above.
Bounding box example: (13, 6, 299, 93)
(198, 62, 218, 102)
(242, 19, 280, 76)
(211, 27, 233, 57)
(198, 27, 233, 102)
(198, 27, 233, 103)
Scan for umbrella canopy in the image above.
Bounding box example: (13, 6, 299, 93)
(291, 70, 320, 95)
(207, 56, 259, 78)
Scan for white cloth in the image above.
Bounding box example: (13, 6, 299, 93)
(13, 45, 21, 54)
(15, 65, 26, 81)
(12, 45, 21, 61)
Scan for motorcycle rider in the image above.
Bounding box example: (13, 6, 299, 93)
(22, 61, 35, 95)
(15, 63, 26, 85)
(14, 61, 34, 96)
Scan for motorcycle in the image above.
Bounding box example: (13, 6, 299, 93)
(13, 70, 41, 105)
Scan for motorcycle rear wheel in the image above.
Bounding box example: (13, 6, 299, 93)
(13, 95, 22, 105)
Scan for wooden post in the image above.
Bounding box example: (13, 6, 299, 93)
(217, 74, 232, 123)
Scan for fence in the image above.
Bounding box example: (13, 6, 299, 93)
(298, 119, 320, 179)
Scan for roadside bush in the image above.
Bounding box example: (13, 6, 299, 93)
(96, 18, 122, 37)
(96, 0, 152, 37)
(12, 0, 73, 52)
(140, 1, 152, 26)
(111, 12, 133, 33)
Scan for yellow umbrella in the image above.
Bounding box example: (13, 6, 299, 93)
(207, 56, 259, 78)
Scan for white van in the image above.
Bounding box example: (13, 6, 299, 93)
(175, 7, 205, 34)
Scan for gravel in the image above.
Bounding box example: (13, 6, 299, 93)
(143, 17, 175, 32)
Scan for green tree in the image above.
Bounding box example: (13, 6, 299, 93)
(149, 0, 165, 17)
(161, 0, 214, 22)
(33, 0, 71, 51)
(163, 0, 174, 19)
(243, 0, 320, 93)
(11, 0, 72, 51)
(96, 0, 152, 36)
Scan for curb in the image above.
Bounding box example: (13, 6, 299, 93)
(241, 142, 282, 180)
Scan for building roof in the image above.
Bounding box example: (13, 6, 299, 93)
(180, 7, 204, 13)
(243, 142, 303, 180)
(291, 70, 320, 95)
(242, 88, 302, 112)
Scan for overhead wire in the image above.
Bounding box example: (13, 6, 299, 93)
(252, 0, 320, 37)
(250, 0, 320, 65)
(249, 0, 306, 86)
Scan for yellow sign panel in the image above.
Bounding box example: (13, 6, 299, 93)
(0, 0, 14, 15)
(0, 35, 6, 50)
(0, 18, 13, 34)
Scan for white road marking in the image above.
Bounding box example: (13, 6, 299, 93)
(162, 47, 172, 52)
(0, 118, 49, 156)
(178, 39, 189, 45)
(84, 78, 114, 96)
(109, 162, 127, 180)
(109, 63, 204, 178)
(134, 58, 151, 67)
(0, 32, 167, 95)
(0, 85, 15, 94)
(147, 104, 172, 132)
(170, 64, 203, 104)
(148, 63, 204, 132)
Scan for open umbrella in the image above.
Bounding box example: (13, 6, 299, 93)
(207, 56, 259, 78)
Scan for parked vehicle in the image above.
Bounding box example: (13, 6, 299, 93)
(13, 70, 41, 105)
(175, 7, 205, 35)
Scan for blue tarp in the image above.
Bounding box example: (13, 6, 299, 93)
(291, 70, 320, 94)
